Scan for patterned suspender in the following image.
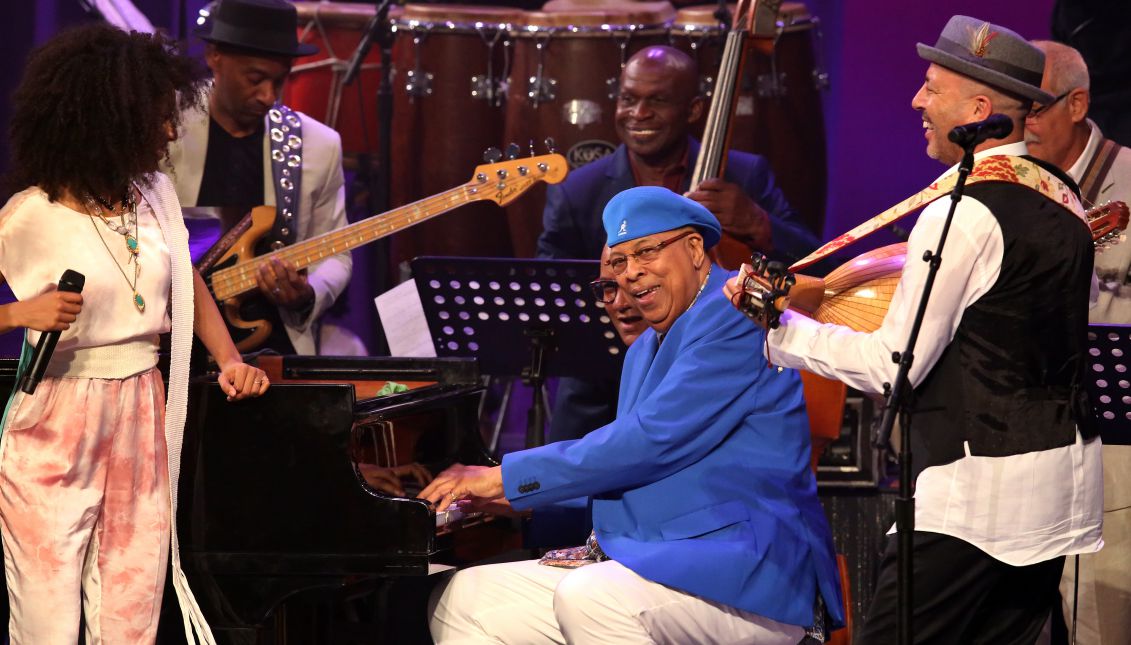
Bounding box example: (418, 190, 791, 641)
(1078, 138, 1123, 206)
(266, 104, 303, 250)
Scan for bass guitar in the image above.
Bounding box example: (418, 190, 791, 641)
(735, 200, 1130, 330)
(202, 153, 569, 350)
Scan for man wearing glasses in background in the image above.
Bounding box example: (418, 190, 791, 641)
(1026, 39, 1131, 644)
(421, 187, 842, 644)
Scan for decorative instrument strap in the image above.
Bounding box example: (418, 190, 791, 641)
(267, 104, 303, 250)
(790, 155, 1083, 271)
(1078, 138, 1123, 207)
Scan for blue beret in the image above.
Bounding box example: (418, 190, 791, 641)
(602, 186, 722, 250)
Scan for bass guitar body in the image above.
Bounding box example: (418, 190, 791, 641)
(200, 205, 280, 352)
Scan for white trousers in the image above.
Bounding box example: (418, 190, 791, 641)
(429, 559, 805, 645)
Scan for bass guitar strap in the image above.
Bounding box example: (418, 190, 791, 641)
(790, 155, 1084, 270)
(266, 104, 303, 250)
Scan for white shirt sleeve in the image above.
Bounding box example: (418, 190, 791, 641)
(766, 195, 1004, 394)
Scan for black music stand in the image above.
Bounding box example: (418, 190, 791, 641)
(412, 256, 627, 448)
(1086, 324, 1131, 442)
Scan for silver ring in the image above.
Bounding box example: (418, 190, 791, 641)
(272, 287, 281, 295)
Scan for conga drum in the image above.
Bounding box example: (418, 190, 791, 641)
(388, 5, 519, 271)
(672, 3, 829, 237)
(503, 2, 675, 257)
(284, 2, 403, 157)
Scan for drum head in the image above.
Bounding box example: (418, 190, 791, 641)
(517, 2, 675, 31)
(399, 4, 520, 28)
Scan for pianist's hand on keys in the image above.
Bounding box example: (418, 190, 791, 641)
(420, 463, 505, 512)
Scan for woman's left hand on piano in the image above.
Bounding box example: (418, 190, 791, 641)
(420, 464, 505, 512)
(218, 361, 271, 401)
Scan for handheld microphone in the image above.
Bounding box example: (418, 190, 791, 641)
(948, 113, 1014, 148)
(19, 270, 85, 395)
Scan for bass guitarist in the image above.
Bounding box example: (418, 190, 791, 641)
(165, 0, 351, 355)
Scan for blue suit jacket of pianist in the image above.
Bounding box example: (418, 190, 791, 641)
(502, 268, 845, 628)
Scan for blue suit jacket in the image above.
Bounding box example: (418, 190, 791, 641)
(539, 140, 827, 445)
(502, 269, 845, 629)
(536, 139, 821, 266)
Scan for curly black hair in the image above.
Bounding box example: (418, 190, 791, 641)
(7, 23, 206, 203)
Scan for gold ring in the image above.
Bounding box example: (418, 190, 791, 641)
(450, 491, 458, 502)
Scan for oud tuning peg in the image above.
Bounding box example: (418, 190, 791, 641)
(544, 137, 557, 154)
(483, 147, 503, 163)
(505, 143, 521, 160)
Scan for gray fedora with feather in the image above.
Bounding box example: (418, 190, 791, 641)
(917, 15, 1053, 105)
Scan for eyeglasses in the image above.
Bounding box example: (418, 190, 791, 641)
(604, 230, 695, 275)
(1027, 91, 1071, 119)
(588, 278, 619, 304)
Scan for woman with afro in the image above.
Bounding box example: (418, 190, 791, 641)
(0, 24, 270, 644)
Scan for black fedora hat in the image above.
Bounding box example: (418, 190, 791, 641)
(197, 0, 317, 58)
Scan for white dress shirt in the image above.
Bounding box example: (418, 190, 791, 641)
(768, 141, 1103, 566)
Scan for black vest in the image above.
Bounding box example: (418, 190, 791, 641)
(909, 180, 1097, 479)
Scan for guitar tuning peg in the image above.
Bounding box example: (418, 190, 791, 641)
(483, 147, 503, 163)
(544, 137, 556, 154)
(505, 143, 521, 160)
(529, 139, 536, 157)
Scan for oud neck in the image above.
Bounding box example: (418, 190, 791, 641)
(210, 183, 477, 299)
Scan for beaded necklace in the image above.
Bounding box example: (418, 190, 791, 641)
(86, 190, 145, 312)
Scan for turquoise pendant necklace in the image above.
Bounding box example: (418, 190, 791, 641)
(86, 192, 145, 312)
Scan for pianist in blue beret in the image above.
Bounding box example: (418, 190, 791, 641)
(421, 186, 844, 643)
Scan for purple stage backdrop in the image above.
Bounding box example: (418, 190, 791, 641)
(0, 0, 1054, 356)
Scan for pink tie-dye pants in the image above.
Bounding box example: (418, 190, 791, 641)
(0, 367, 169, 644)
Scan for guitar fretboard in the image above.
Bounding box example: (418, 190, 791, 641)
(209, 184, 476, 300)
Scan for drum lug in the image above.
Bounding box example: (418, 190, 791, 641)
(406, 70, 433, 98)
(605, 77, 620, 101)
(812, 69, 830, 91)
(471, 75, 506, 103)
(700, 75, 715, 99)
(756, 72, 787, 98)
(527, 76, 557, 105)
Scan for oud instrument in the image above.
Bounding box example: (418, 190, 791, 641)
(736, 200, 1130, 330)
(202, 153, 569, 351)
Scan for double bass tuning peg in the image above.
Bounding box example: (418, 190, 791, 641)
(483, 147, 503, 163)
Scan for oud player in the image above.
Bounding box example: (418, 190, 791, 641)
(165, 0, 351, 355)
(726, 16, 1103, 643)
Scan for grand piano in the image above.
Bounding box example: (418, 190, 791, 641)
(171, 355, 517, 644)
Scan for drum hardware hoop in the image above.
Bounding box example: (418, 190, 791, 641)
(397, 19, 515, 34)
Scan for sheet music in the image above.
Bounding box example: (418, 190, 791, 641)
(375, 279, 437, 358)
